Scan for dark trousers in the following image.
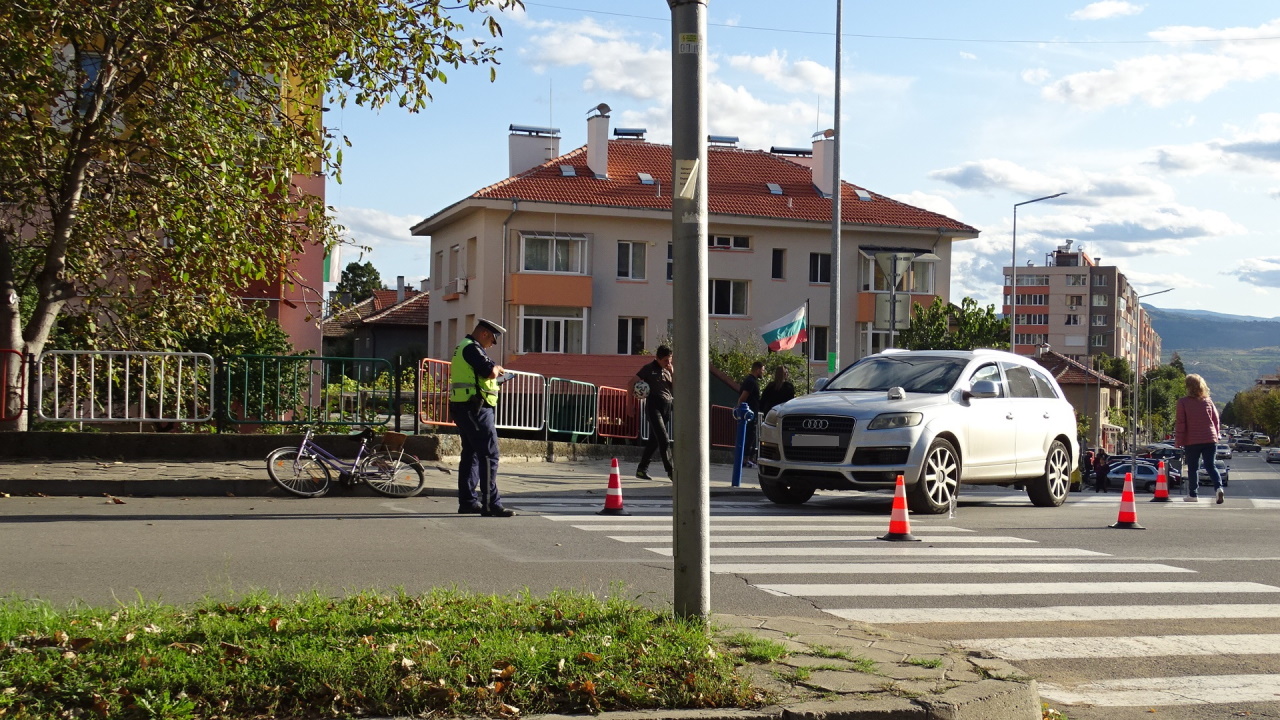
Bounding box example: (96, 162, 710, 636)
(452, 401, 502, 509)
(639, 401, 673, 476)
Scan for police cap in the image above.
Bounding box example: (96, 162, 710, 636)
(476, 318, 507, 336)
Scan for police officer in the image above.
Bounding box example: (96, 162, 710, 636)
(449, 319, 513, 517)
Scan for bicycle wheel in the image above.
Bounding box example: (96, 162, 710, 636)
(358, 453, 426, 498)
(266, 447, 332, 498)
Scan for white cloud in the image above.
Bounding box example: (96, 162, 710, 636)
(959, 51, 977, 61)
(1235, 256, 1280, 289)
(1150, 113, 1280, 174)
(928, 158, 1174, 205)
(523, 19, 670, 102)
(1270, 188, 1280, 200)
(333, 206, 430, 283)
(1116, 269, 1209, 292)
(889, 191, 963, 220)
(1021, 68, 1051, 85)
(728, 50, 833, 95)
(1070, 2, 1145, 21)
(1043, 19, 1280, 109)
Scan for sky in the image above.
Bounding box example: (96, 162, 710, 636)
(326, 0, 1280, 318)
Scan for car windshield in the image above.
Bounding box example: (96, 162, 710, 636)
(825, 356, 967, 394)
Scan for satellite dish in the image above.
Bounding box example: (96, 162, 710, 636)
(588, 102, 611, 116)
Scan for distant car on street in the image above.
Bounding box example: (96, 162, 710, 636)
(1216, 444, 1233, 460)
(1266, 447, 1280, 463)
(1234, 440, 1262, 453)
(1103, 461, 1182, 492)
(1197, 460, 1230, 487)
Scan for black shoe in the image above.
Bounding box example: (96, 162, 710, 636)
(636, 470, 652, 480)
(458, 505, 483, 514)
(480, 506, 514, 517)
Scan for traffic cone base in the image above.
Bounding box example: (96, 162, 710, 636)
(1150, 459, 1171, 503)
(1110, 471, 1146, 529)
(880, 474, 921, 542)
(598, 458, 630, 516)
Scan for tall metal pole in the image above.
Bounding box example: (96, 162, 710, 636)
(1129, 288, 1173, 479)
(828, 0, 842, 374)
(1009, 192, 1067, 352)
(668, 0, 710, 622)
(888, 254, 897, 349)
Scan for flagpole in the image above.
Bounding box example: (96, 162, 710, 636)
(805, 297, 811, 391)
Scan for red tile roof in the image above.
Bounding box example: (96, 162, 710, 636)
(1034, 351, 1127, 389)
(363, 291, 429, 326)
(471, 141, 976, 233)
(322, 289, 428, 338)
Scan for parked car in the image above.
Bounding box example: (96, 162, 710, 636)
(1266, 447, 1280, 463)
(1197, 460, 1230, 487)
(1234, 441, 1263, 453)
(1103, 462, 1183, 493)
(1216, 444, 1233, 460)
(756, 349, 1079, 514)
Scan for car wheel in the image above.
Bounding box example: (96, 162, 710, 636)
(1143, 480, 1155, 493)
(759, 478, 815, 505)
(908, 438, 959, 515)
(1027, 440, 1071, 508)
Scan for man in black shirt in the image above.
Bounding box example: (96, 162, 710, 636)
(629, 345, 674, 481)
(737, 361, 765, 467)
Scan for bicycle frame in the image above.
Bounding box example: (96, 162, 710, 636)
(295, 428, 370, 476)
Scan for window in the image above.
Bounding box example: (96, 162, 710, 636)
(860, 253, 936, 293)
(771, 248, 786, 279)
(1066, 295, 1084, 308)
(666, 243, 673, 281)
(521, 234, 587, 273)
(969, 364, 1004, 397)
(448, 244, 461, 280)
(1093, 275, 1109, 286)
(1003, 365, 1039, 399)
(1092, 314, 1108, 326)
(709, 279, 748, 316)
(1015, 274, 1049, 286)
(617, 317, 646, 354)
(521, 306, 585, 353)
(863, 325, 890, 356)
(809, 252, 831, 284)
(709, 234, 750, 250)
(1015, 333, 1048, 345)
(1065, 314, 1081, 326)
(809, 325, 829, 362)
(75, 52, 103, 116)
(1092, 294, 1109, 307)
(1066, 275, 1087, 286)
(1030, 369, 1060, 399)
(1091, 334, 1108, 347)
(1015, 314, 1049, 325)
(433, 251, 444, 289)
(910, 262, 935, 294)
(1011, 294, 1048, 306)
(617, 241, 646, 280)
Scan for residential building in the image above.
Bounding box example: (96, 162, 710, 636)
(322, 277, 430, 364)
(1033, 348, 1128, 452)
(411, 111, 979, 370)
(1004, 243, 1162, 375)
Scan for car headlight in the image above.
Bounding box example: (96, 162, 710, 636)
(867, 412, 923, 430)
(763, 408, 779, 426)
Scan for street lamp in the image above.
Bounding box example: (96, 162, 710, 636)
(1009, 192, 1067, 352)
(879, 250, 940, 349)
(1129, 287, 1174, 481)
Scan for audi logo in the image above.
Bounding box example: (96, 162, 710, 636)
(801, 419, 830, 431)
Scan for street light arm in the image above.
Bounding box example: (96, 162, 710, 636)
(1009, 191, 1068, 353)
(1015, 192, 1068, 208)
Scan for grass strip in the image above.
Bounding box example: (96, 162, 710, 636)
(0, 588, 766, 719)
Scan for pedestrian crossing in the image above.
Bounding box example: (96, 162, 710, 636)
(506, 494, 1280, 714)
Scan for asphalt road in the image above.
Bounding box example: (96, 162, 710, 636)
(3, 452, 1279, 718)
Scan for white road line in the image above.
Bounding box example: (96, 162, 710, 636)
(832, 604, 1280, 624)
(538, 513, 967, 523)
(570, 524, 974, 532)
(609, 534, 1033, 544)
(757, 581, 1279, 597)
(644, 547, 1107, 558)
(958, 634, 1280, 661)
(1039, 674, 1280, 707)
(710, 562, 1191, 575)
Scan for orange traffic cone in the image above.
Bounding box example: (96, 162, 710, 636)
(1109, 471, 1146, 529)
(597, 458, 630, 516)
(879, 475, 920, 542)
(1150, 459, 1171, 503)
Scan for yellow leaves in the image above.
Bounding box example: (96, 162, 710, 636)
(491, 660, 515, 680)
(578, 651, 601, 663)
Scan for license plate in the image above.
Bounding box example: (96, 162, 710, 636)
(790, 433, 839, 447)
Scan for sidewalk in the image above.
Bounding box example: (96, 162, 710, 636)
(0, 456, 1043, 718)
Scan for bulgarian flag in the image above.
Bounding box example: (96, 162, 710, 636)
(759, 304, 808, 352)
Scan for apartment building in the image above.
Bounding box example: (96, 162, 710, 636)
(1003, 243, 1162, 374)
(411, 110, 979, 369)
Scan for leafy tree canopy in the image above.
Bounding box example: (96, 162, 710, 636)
(897, 297, 1010, 351)
(335, 261, 384, 304)
(0, 0, 522, 426)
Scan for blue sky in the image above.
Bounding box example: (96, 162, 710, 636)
(327, 1, 1280, 317)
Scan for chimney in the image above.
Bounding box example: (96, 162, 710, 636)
(396, 276, 405, 304)
(508, 124, 560, 177)
(811, 130, 835, 197)
(587, 103, 611, 179)
(419, 278, 429, 292)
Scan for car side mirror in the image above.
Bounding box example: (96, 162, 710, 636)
(965, 379, 1000, 399)
(814, 378, 829, 392)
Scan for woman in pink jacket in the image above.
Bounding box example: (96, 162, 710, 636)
(1175, 373, 1223, 503)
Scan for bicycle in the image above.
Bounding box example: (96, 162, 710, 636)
(266, 427, 426, 498)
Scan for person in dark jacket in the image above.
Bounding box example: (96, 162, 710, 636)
(759, 365, 796, 418)
(449, 319, 513, 517)
(630, 346, 674, 481)
(737, 361, 765, 467)
(1093, 449, 1110, 493)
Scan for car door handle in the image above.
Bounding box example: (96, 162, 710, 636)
(1006, 413, 1014, 420)
(1043, 412, 1051, 419)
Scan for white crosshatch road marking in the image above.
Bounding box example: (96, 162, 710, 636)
(757, 581, 1279, 597)
(608, 534, 1034, 544)
(957, 633, 1280, 660)
(1038, 674, 1280, 707)
(710, 562, 1191, 575)
(834, 603, 1280, 624)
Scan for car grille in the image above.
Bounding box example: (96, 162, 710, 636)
(852, 446, 911, 466)
(759, 443, 781, 461)
(781, 415, 854, 463)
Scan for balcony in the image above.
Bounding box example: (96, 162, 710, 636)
(442, 277, 467, 301)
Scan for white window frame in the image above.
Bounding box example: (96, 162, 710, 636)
(1015, 313, 1049, 325)
(709, 234, 751, 250)
(519, 233, 589, 274)
(519, 306, 587, 354)
(1092, 294, 1109, 307)
(862, 323, 890, 357)
(1091, 334, 1108, 347)
(809, 325, 829, 362)
(861, 252, 936, 294)
(809, 252, 831, 284)
(771, 248, 786, 279)
(1065, 314, 1081, 326)
(617, 317, 646, 354)
(1092, 314, 1108, 326)
(666, 242, 673, 282)
(617, 240, 646, 280)
(709, 279, 748, 317)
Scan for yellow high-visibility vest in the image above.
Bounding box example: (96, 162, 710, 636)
(449, 338, 499, 406)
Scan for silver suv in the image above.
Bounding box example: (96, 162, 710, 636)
(757, 349, 1079, 514)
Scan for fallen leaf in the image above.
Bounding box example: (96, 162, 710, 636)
(120, 632, 135, 643)
(53, 630, 69, 644)
(139, 655, 163, 669)
(141, 624, 161, 634)
(167, 642, 203, 655)
(498, 702, 521, 716)
(401, 657, 416, 670)
(220, 642, 247, 657)
(578, 651, 601, 663)
(422, 640, 440, 654)
(268, 617, 283, 632)
(491, 660, 515, 679)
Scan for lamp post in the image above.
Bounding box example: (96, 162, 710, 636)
(1129, 287, 1174, 481)
(1009, 192, 1067, 352)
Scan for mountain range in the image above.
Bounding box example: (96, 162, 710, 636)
(1146, 306, 1280, 402)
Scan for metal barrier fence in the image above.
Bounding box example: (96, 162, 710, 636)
(36, 350, 215, 422)
(418, 357, 453, 427)
(497, 370, 547, 431)
(222, 355, 393, 425)
(2, 349, 27, 422)
(547, 377, 598, 437)
(710, 404, 736, 448)
(596, 386, 641, 439)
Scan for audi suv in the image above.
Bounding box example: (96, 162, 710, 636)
(756, 349, 1079, 514)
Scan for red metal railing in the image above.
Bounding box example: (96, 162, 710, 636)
(418, 357, 454, 427)
(710, 404, 736, 448)
(596, 386, 641, 439)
